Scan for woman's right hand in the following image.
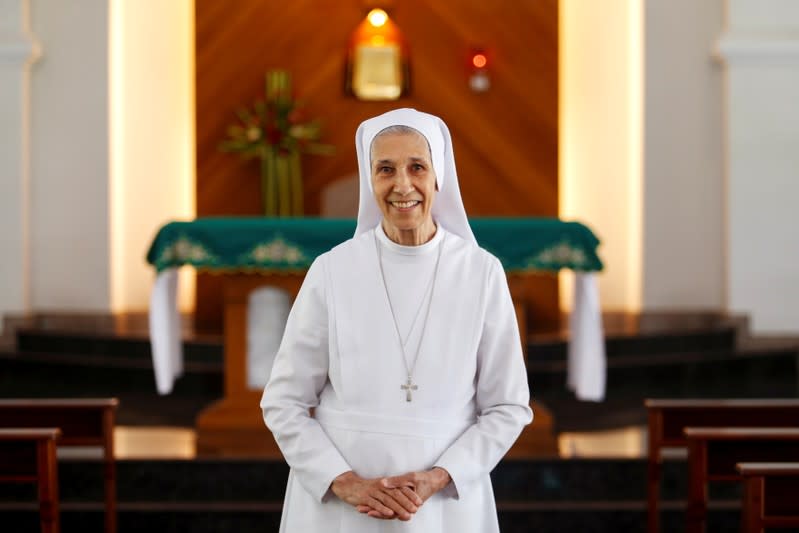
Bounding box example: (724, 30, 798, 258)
(331, 471, 422, 521)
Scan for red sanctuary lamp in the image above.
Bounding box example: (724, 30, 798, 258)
(468, 49, 490, 93)
(345, 8, 410, 100)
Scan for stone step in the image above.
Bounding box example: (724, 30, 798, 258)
(0, 458, 743, 533)
(13, 322, 739, 367)
(15, 328, 221, 366)
(0, 458, 742, 503)
(2, 344, 796, 430)
(0, 505, 742, 533)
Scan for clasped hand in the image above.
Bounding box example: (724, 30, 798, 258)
(331, 468, 450, 521)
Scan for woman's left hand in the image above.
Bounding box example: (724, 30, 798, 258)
(356, 467, 451, 520)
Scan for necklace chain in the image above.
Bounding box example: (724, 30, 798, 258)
(398, 266, 436, 348)
(375, 228, 445, 401)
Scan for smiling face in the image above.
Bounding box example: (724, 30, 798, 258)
(370, 130, 438, 245)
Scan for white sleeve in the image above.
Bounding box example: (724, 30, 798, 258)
(260, 256, 351, 502)
(433, 255, 533, 498)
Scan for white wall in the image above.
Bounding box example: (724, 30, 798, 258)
(0, 0, 39, 330)
(14, 0, 196, 315)
(29, 0, 110, 311)
(720, 0, 799, 333)
(642, 0, 725, 310)
(728, 0, 799, 32)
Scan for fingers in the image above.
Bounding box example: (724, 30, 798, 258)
(399, 485, 423, 506)
(365, 496, 396, 519)
(382, 474, 415, 490)
(383, 474, 428, 504)
(358, 505, 394, 520)
(342, 476, 423, 521)
(371, 490, 415, 521)
(359, 487, 421, 521)
(388, 487, 420, 514)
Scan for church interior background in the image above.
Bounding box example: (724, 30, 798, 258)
(2, 0, 799, 531)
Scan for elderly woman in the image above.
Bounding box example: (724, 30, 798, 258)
(261, 108, 532, 532)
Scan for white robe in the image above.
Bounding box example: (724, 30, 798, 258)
(261, 226, 533, 532)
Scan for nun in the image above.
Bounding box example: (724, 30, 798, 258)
(261, 108, 533, 532)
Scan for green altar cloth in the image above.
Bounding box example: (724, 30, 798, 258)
(146, 217, 603, 274)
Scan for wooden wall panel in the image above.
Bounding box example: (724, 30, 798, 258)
(195, 0, 559, 331)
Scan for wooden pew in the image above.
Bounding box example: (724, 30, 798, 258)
(0, 399, 118, 533)
(684, 427, 799, 533)
(737, 462, 799, 533)
(0, 428, 61, 533)
(645, 398, 799, 533)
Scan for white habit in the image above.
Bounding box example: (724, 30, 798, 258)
(261, 225, 533, 532)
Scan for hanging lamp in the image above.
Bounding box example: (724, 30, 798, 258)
(344, 8, 410, 101)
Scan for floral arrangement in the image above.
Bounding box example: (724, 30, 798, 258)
(220, 70, 333, 216)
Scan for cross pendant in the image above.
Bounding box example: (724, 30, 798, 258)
(401, 377, 418, 402)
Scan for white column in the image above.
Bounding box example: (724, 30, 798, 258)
(26, 0, 193, 314)
(642, 0, 725, 310)
(29, 0, 111, 312)
(718, 0, 799, 333)
(0, 0, 40, 331)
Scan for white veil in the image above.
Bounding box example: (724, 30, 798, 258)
(353, 108, 476, 245)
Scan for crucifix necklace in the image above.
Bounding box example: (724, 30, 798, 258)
(375, 227, 445, 402)
(401, 376, 418, 402)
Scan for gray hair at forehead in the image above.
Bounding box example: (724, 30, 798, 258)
(369, 125, 432, 163)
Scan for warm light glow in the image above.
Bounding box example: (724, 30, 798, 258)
(350, 6, 406, 101)
(559, 0, 643, 312)
(114, 426, 196, 459)
(109, 0, 126, 313)
(472, 53, 487, 69)
(558, 426, 645, 458)
(627, 0, 643, 312)
(110, 0, 196, 313)
(367, 8, 388, 28)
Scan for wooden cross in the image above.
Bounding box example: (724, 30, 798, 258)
(401, 377, 418, 402)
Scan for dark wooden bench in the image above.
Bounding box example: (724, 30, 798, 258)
(684, 427, 799, 533)
(737, 462, 799, 533)
(645, 398, 799, 533)
(0, 428, 61, 533)
(0, 399, 118, 533)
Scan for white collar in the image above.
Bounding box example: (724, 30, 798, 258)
(375, 222, 445, 256)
